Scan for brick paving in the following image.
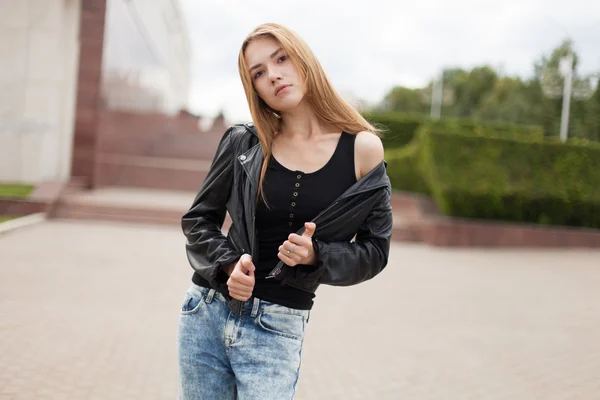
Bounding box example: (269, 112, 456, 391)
(1, 220, 600, 399)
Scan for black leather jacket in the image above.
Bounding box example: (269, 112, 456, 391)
(181, 123, 393, 298)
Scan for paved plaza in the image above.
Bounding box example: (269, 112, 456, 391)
(1, 220, 600, 399)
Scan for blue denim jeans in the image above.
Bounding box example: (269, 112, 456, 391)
(177, 283, 310, 400)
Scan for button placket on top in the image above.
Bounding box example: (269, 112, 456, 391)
(289, 173, 302, 227)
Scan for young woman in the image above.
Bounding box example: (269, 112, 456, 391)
(178, 23, 393, 399)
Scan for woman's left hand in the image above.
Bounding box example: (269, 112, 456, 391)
(278, 222, 317, 266)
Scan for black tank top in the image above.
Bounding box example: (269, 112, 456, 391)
(253, 132, 357, 310)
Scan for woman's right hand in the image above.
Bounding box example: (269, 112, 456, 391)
(226, 254, 256, 301)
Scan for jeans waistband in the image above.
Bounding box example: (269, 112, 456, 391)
(189, 282, 309, 320)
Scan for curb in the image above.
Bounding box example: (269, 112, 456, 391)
(0, 213, 47, 236)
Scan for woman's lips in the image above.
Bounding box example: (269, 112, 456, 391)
(275, 84, 291, 96)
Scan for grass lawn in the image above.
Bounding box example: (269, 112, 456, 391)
(0, 183, 34, 199)
(0, 217, 14, 223)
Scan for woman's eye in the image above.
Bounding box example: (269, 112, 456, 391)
(278, 55, 287, 63)
(253, 71, 263, 80)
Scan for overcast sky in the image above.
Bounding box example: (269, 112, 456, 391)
(180, 0, 599, 123)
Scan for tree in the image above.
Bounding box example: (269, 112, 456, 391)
(474, 77, 530, 123)
(379, 86, 428, 114)
(458, 66, 499, 117)
(377, 39, 599, 140)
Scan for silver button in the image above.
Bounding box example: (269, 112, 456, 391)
(239, 155, 247, 161)
(295, 183, 300, 188)
(288, 222, 293, 226)
(297, 175, 302, 179)
(289, 214, 294, 218)
(293, 192, 298, 197)
(291, 202, 296, 207)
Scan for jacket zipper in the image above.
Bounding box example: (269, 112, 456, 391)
(310, 201, 339, 225)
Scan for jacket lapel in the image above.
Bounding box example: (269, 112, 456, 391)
(238, 143, 263, 189)
(237, 136, 263, 257)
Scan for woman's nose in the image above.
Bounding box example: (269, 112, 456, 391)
(267, 66, 282, 83)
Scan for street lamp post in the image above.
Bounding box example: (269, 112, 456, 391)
(542, 49, 595, 142)
(430, 70, 444, 120)
(424, 69, 452, 120)
(558, 52, 574, 142)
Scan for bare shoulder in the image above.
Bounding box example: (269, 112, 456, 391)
(354, 131, 384, 179)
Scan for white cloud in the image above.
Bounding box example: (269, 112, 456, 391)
(180, 0, 600, 123)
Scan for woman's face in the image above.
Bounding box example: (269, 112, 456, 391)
(244, 36, 305, 113)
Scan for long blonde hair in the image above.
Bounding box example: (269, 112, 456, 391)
(238, 23, 379, 202)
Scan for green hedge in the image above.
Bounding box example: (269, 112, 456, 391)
(418, 128, 600, 229)
(370, 111, 598, 229)
(363, 112, 422, 148)
(363, 111, 544, 150)
(426, 118, 545, 140)
(384, 140, 430, 195)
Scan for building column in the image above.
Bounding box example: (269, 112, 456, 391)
(70, 0, 107, 187)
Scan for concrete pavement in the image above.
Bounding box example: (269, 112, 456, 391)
(1, 220, 600, 399)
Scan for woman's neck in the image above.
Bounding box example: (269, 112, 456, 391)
(278, 101, 337, 139)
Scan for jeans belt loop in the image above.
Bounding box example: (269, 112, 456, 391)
(205, 289, 216, 304)
(250, 297, 260, 318)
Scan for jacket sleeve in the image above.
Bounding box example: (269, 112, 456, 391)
(181, 126, 242, 290)
(293, 187, 393, 287)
